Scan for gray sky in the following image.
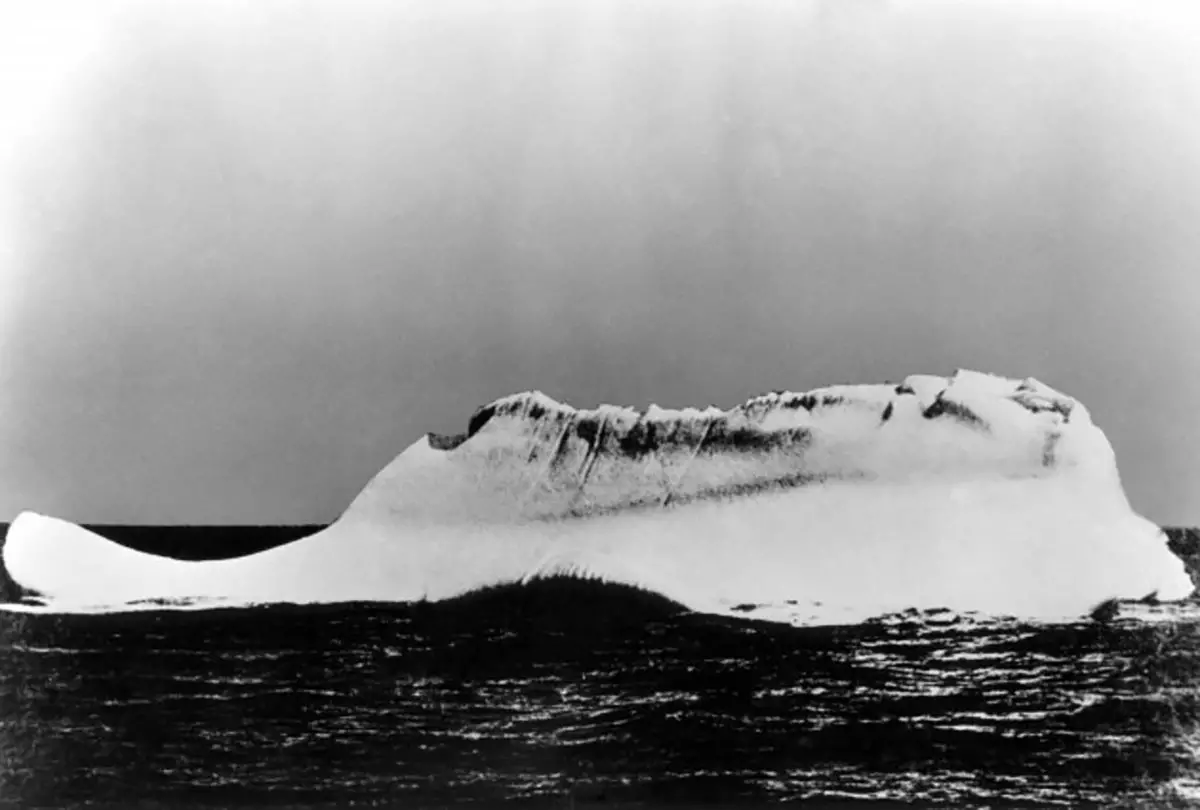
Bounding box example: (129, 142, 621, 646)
(2, 0, 1200, 526)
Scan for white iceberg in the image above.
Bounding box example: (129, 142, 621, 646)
(2, 369, 1192, 624)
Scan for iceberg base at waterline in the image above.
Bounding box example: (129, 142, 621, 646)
(2, 370, 1193, 626)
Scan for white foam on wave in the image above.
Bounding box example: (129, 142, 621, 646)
(2, 369, 1193, 624)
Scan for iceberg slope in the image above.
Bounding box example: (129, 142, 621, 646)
(2, 369, 1193, 624)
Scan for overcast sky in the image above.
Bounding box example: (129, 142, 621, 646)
(2, 0, 1199, 525)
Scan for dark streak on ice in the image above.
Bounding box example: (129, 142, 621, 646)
(922, 396, 989, 431)
(784, 394, 816, 411)
(466, 403, 498, 438)
(1042, 432, 1061, 468)
(617, 418, 658, 459)
(567, 471, 840, 519)
(702, 423, 812, 455)
(426, 432, 468, 451)
(1013, 393, 1074, 422)
(574, 418, 600, 447)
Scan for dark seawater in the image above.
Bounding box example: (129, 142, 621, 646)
(2, 527, 1200, 809)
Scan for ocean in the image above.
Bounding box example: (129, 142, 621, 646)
(2, 526, 1199, 809)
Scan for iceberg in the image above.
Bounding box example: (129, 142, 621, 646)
(2, 369, 1193, 624)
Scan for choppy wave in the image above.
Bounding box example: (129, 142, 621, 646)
(2, 577, 1199, 808)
